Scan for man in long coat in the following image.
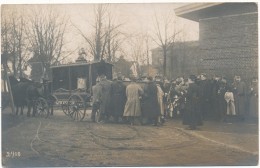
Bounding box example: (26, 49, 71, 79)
(111, 76, 126, 122)
(218, 78, 228, 121)
(182, 75, 202, 130)
(156, 83, 165, 123)
(211, 76, 221, 120)
(91, 78, 102, 122)
(123, 77, 143, 125)
(142, 77, 160, 126)
(232, 75, 246, 121)
(99, 74, 113, 121)
(248, 77, 258, 119)
(197, 73, 211, 120)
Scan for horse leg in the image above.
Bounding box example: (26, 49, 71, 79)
(21, 106, 24, 115)
(16, 106, 19, 115)
(27, 102, 31, 117)
(51, 104, 54, 115)
(32, 103, 36, 117)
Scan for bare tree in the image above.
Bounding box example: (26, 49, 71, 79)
(74, 4, 125, 62)
(125, 33, 150, 77)
(11, 14, 27, 77)
(1, 7, 28, 77)
(152, 11, 181, 77)
(26, 6, 69, 79)
(1, 15, 10, 60)
(73, 4, 108, 61)
(104, 8, 126, 63)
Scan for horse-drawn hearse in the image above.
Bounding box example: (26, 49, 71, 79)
(7, 61, 113, 121)
(51, 60, 113, 121)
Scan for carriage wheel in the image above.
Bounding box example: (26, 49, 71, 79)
(68, 95, 86, 121)
(34, 97, 50, 118)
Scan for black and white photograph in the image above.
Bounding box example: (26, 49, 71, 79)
(1, 1, 258, 167)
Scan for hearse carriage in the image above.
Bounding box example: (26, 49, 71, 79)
(51, 60, 113, 121)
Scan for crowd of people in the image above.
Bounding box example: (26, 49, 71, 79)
(91, 75, 163, 126)
(91, 73, 258, 129)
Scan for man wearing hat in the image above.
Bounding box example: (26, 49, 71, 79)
(232, 75, 246, 121)
(218, 77, 228, 121)
(248, 77, 258, 120)
(182, 75, 202, 130)
(98, 74, 113, 122)
(111, 76, 126, 123)
(123, 76, 143, 125)
(198, 73, 211, 119)
(142, 76, 161, 126)
(91, 77, 102, 122)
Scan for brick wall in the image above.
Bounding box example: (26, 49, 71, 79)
(199, 11, 258, 80)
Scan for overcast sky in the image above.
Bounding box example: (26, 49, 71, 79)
(2, 3, 199, 62)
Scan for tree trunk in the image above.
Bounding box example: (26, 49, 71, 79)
(12, 50, 17, 77)
(163, 48, 167, 78)
(18, 44, 22, 77)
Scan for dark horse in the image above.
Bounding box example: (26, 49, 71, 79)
(20, 77, 55, 116)
(9, 76, 27, 115)
(20, 77, 45, 116)
(9, 76, 44, 116)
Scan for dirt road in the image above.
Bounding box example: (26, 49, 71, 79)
(2, 109, 258, 167)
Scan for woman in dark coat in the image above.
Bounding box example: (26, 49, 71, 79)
(183, 75, 202, 130)
(141, 76, 160, 126)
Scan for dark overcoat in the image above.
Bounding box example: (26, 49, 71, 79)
(248, 82, 258, 118)
(198, 79, 211, 118)
(183, 82, 202, 127)
(141, 81, 160, 118)
(111, 80, 126, 118)
(232, 81, 246, 117)
(99, 78, 112, 115)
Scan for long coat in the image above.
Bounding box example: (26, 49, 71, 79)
(183, 82, 202, 127)
(198, 79, 212, 118)
(123, 82, 143, 117)
(156, 84, 164, 115)
(92, 84, 102, 103)
(232, 81, 246, 117)
(217, 82, 228, 119)
(141, 82, 160, 118)
(111, 80, 126, 117)
(99, 78, 112, 115)
(248, 82, 258, 118)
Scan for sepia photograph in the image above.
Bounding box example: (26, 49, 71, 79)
(1, 1, 258, 167)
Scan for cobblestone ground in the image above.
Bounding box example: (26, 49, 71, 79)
(2, 109, 258, 167)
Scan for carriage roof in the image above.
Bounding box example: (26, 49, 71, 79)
(50, 61, 113, 93)
(50, 61, 113, 69)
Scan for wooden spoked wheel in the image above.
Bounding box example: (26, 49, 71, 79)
(68, 94, 86, 121)
(34, 97, 50, 118)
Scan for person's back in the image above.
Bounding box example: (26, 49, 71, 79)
(126, 83, 141, 101)
(111, 79, 126, 121)
(112, 80, 126, 96)
(92, 84, 102, 103)
(142, 78, 160, 125)
(91, 83, 102, 122)
(99, 75, 113, 119)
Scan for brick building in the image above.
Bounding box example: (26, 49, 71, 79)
(175, 3, 258, 80)
(151, 41, 200, 80)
